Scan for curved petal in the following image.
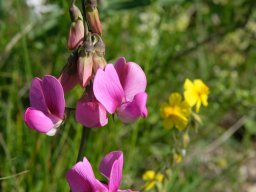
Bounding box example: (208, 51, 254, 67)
(117, 92, 148, 123)
(41, 75, 65, 119)
(99, 151, 123, 185)
(115, 57, 147, 101)
(76, 98, 108, 128)
(24, 107, 60, 134)
(29, 77, 48, 114)
(93, 64, 124, 114)
(108, 160, 123, 192)
(66, 157, 107, 192)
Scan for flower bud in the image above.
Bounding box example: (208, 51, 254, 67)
(86, 6, 102, 35)
(92, 39, 106, 74)
(67, 20, 84, 50)
(69, 4, 83, 22)
(58, 52, 79, 93)
(67, 4, 84, 50)
(77, 50, 93, 88)
(182, 132, 190, 148)
(173, 153, 182, 164)
(76, 89, 108, 128)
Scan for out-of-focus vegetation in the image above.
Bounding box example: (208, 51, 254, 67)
(1, 0, 256, 191)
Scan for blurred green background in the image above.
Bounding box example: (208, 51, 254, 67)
(1, 0, 256, 191)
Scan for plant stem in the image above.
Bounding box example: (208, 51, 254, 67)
(76, 127, 88, 162)
(81, 0, 86, 18)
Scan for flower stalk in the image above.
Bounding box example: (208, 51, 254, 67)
(76, 126, 89, 162)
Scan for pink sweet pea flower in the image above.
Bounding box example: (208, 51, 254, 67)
(93, 57, 148, 123)
(24, 75, 65, 136)
(76, 89, 108, 128)
(66, 151, 134, 192)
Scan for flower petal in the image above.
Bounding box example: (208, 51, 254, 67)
(24, 107, 60, 134)
(41, 75, 65, 118)
(117, 92, 148, 123)
(184, 78, 193, 91)
(99, 151, 123, 181)
(29, 77, 48, 114)
(66, 157, 107, 192)
(168, 92, 182, 105)
(184, 91, 197, 107)
(76, 98, 108, 128)
(93, 64, 124, 114)
(114, 57, 147, 101)
(108, 160, 123, 192)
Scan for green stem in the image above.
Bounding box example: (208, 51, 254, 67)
(76, 127, 88, 162)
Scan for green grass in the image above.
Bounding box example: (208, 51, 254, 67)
(1, 0, 256, 191)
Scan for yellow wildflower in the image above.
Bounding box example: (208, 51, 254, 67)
(142, 170, 164, 191)
(184, 79, 209, 112)
(160, 92, 191, 131)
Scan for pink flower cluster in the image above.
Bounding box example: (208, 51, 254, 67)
(24, 57, 147, 134)
(23, 3, 147, 191)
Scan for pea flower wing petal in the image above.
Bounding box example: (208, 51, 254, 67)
(93, 64, 124, 114)
(114, 57, 147, 101)
(41, 75, 65, 118)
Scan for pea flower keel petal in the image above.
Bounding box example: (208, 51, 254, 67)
(117, 92, 148, 123)
(24, 107, 60, 134)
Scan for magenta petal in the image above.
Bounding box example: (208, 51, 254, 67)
(115, 57, 147, 101)
(99, 151, 123, 188)
(24, 107, 60, 134)
(108, 160, 123, 192)
(29, 78, 48, 114)
(93, 64, 124, 114)
(76, 98, 108, 128)
(117, 92, 148, 123)
(66, 157, 107, 192)
(41, 75, 65, 118)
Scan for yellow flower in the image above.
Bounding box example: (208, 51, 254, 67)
(142, 170, 164, 191)
(160, 92, 191, 131)
(184, 79, 209, 112)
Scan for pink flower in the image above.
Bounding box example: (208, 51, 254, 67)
(66, 151, 134, 192)
(93, 57, 148, 123)
(24, 75, 65, 136)
(76, 89, 108, 128)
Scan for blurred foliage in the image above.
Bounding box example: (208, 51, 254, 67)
(0, 0, 256, 191)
